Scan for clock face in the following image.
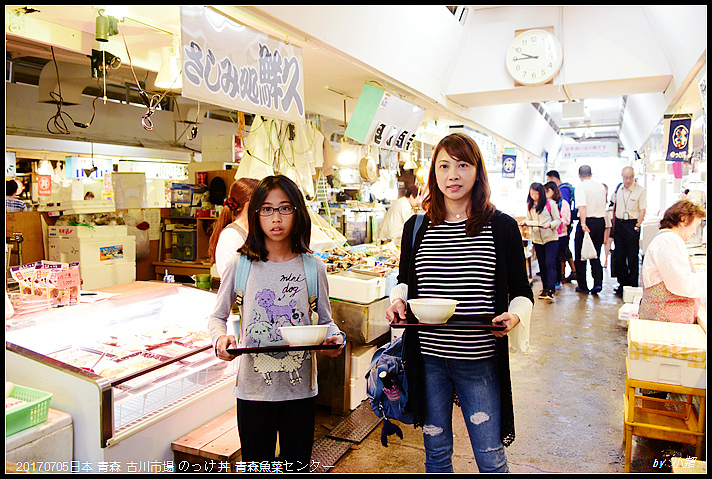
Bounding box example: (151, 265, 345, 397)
(506, 29, 563, 86)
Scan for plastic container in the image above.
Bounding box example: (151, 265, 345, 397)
(628, 319, 707, 389)
(6, 385, 53, 436)
(327, 271, 386, 304)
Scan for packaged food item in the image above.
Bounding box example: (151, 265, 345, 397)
(10, 261, 41, 295)
(47, 262, 81, 307)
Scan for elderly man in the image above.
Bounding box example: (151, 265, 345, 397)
(611, 166, 647, 297)
(573, 165, 608, 294)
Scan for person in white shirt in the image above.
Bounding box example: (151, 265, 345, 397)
(611, 166, 647, 296)
(208, 178, 259, 279)
(573, 165, 608, 295)
(376, 185, 422, 246)
(638, 200, 706, 324)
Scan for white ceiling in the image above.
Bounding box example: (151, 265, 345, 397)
(4, 5, 705, 153)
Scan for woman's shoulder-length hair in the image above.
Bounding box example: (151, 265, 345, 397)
(421, 132, 495, 236)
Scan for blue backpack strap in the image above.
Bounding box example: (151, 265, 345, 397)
(411, 214, 424, 250)
(234, 254, 251, 307)
(302, 253, 318, 315)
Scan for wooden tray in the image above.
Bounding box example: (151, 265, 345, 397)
(226, 344, 341, 356)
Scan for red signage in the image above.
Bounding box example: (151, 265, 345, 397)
(38, 175, 52, 196)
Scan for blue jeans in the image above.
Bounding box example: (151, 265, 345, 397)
(421, 355, 508, 473)
(533, 240, 559, 292)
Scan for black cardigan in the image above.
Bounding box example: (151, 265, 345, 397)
(399, 211, 533, 447)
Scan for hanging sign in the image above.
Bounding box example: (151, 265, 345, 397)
(663, 113, 692, 162)
(502, 150, 516, 179)
(561, 142, 615, 159)
(180, 6, 305, 123)
(38, 175, 52, 196)
(345, 83, 424, 151)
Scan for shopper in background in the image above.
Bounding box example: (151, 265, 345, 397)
(638, 200, 706, 324)
(208, 177, 259, 279)
(376, 184, 423, 246)
(543, 182, 570, 290)
(573, 165, 608, 295)
(601, 184, 614, 269)
(208, 175, 344, 469)
(545, 170, 577, 283)
(611, 166, 647, 297)
(386, 133, 533, 473)
(84, 191, 95, 200)
(6, 179, 27, 212)
(520, 183, 561, 300)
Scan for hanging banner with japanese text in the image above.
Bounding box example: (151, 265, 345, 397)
(180, 6, 305, 123)
(663, 113, 692, 162)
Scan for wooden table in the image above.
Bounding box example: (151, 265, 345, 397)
(623, 358, 706, 472)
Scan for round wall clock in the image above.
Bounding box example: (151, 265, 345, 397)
(506, 29, 563, 86)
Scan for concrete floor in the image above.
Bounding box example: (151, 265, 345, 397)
(313, 266, 706, 473)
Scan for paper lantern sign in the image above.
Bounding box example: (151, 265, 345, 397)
(345, 83, 424, 151)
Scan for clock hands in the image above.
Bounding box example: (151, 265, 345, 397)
(512, 53, 539, 61)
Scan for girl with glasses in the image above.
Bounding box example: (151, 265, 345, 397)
(208, 175, 345, 470)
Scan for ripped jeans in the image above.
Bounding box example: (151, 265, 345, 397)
(421, 355, 508, 473)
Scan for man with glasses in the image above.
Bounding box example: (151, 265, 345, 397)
(611, 166, 647, 297)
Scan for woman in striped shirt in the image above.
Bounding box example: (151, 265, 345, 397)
(386, 133, 533, 473)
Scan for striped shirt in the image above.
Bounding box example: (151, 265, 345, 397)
(6, 198, 28, 212)
(414, 220, 497, 360)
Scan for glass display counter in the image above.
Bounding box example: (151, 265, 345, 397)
(6, 282, 236, 467)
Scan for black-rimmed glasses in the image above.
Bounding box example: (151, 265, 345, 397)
(258, 205, 295, 217)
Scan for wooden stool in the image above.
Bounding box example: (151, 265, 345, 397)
(172, 407, 241, 473)
(623, 359, 706, 473)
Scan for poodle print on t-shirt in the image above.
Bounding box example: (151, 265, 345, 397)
(245, 271, 310, 386)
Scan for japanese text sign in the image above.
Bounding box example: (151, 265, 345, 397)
(180, 6, 305, 123)
(664, 114, 692, 162)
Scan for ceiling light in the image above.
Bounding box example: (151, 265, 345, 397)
(155, 37, 182, 90)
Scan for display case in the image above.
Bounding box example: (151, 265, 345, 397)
(6, 282, 236, 466)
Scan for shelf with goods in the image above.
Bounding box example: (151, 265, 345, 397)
(153, 209, 217, 280)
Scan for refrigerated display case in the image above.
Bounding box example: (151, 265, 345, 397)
(5, 282, 236, 468)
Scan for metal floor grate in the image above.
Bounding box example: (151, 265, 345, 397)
(310, 437, 353, 473)
(326, 402, 382, 443)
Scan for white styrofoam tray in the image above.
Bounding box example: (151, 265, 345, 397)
(327, 271, 386, 304)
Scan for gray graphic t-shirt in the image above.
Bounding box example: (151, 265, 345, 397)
(208, 254, 342, 401)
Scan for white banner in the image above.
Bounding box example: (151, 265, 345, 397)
(561, 142, 615, 160)
(180, 6, 305, 123)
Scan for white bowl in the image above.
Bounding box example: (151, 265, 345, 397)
(279, 325, 329, 346)
(408, 298, 458, 324)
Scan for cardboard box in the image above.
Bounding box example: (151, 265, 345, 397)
(628, 319, 706, 389)
(48, 225, 128, 239)
(48, 236, 136, 267)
